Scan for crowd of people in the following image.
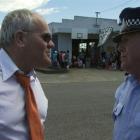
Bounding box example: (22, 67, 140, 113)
(51, 48, 121, 71)
(100, 50, 121, 70)
(72, 49, 86, 68)
(51, 50, 70, 69)
(51, 49, 87, 69)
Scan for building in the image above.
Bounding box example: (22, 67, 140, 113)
(49, 16, 120, 67)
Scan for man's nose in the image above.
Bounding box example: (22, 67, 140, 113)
(47, 40, 55, 49)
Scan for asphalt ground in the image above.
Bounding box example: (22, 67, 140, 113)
(37, 68, 124, 140)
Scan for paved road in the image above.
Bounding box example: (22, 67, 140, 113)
(37, 69, 124, 140)
(37, 68, 124, 84)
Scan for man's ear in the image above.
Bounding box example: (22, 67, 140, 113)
(14, 30, 26, 48)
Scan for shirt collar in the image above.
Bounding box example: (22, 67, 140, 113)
(0, 48, 19, 81)
(124, 73, 139, 85)
(0, 48, 36, 81)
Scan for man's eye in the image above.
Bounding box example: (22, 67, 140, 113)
(41, 33, 52, 42)
(43, 37, 50, 42)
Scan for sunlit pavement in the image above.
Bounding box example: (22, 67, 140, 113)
(37, 68, 124, 84)
(37, 68, 124, 140)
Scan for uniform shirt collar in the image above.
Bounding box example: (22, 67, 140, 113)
(0, 48, 36, 81)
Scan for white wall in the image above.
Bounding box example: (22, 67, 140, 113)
(49, 16, 120, 34)
(58, 33, 72, 62)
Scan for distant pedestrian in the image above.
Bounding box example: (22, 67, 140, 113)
(65, 50, 70, 69)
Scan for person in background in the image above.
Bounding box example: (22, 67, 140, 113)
(0, 9, 54, 140)
(52, 50, 58, 67)
(112, 7, 140, 140)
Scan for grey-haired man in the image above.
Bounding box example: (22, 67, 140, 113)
(0, 9, 54, 140)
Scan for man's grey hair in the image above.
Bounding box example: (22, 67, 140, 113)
(0, 9, 36, 47)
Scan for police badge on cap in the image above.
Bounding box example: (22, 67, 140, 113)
(113, 7, 140, 43)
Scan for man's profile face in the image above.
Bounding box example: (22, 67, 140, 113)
(118, 32, 140, 74)
(24, 15, 54, 68)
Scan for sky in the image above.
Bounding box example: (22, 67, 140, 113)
(0, 0, 139, 25)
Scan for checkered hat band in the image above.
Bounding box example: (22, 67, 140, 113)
(125, 18, 140, 26)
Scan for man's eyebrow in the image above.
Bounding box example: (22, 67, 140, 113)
(41, 33, 52, 38)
